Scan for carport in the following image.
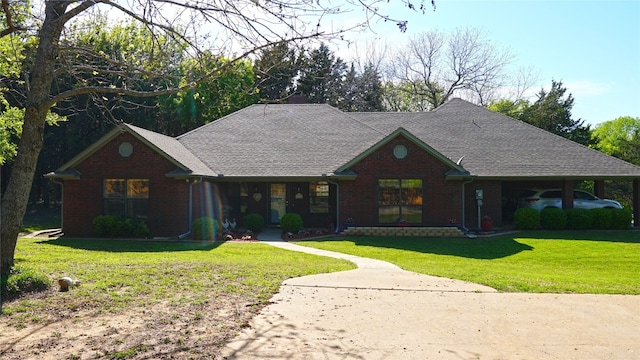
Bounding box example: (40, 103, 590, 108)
(502, 178, 639, 226)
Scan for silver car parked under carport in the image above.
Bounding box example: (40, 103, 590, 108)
(518, 189, 623, 211)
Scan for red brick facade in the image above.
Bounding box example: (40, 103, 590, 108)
(61, 132, 190, 237)
(338, 135, 502, 228)
(60, 133, 508, 237)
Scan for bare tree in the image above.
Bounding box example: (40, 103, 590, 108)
(507, 65, 540, 102)
(0, 0, 433, 275)
(385, 26, 513, 110)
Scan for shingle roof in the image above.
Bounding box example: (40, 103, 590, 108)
(125, 124, 214, 177)
(50, 98, 640, 180)
(177, 104, 389, 177)
(395, 99, 640, 178)
(176, 98, 640, 180)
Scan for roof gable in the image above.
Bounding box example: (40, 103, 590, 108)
(50, 124, 213, 177)
(336, 127, 466, 173)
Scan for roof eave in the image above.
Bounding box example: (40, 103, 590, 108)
(455, 175, 640, 181)
(175, 173, 357, 182)
(44, 169, 81, 180)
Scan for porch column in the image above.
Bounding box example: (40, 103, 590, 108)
(594, 180, 605, 198)
(634, 179, 639, 228)
(561, 180, 574, 209)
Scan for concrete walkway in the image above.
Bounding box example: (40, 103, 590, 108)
(221, 231, 640, 359)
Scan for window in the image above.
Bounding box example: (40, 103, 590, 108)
(239, 182, 249, 214)
(104, 179, 149, 219)
(310, 181, 329, 213)
(378, 179, 423, 224)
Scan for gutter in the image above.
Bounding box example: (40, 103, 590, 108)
(327, 180, 340, 233)
(461, 178, 474, 231)
(49, 178, 64, 230)
(178, 177, 201, 239)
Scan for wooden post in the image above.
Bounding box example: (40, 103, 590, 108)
(634, 179, 639, 228)
(594, 180, 605, 198)
(561, 180, 574, 209)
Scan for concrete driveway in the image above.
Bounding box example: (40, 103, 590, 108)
(221, 241, 640, 360)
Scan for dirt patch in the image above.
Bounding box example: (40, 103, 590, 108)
(0, 288, 262, 359)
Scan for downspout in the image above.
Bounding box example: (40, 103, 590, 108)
(461, 178, 474, 231)
(50, 179, 64, 231)
(179, 177, 200, 239)
(328, 180, 340, 233)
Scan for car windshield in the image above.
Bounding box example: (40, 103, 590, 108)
(575, 191, 596, 200)
(540, 191, 562, 198)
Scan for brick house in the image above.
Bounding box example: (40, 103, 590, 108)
(46, 99, 640, 237)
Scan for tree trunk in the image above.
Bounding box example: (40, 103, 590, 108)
(1, 2, 68, 274)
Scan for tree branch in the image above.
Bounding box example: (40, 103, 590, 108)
(0, 0, 25, 37)
(47, 34, 320, 107)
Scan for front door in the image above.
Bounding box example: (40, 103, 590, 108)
(270, 183, 287, 224)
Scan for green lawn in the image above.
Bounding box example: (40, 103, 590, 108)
(3, 237, 355, 322)
(296, 230, 640, 294)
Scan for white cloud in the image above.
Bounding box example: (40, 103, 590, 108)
(563, 80, 612, 97)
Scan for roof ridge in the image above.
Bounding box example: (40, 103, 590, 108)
(342, 110, 399, 136)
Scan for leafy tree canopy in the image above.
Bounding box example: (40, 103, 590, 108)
(591, 116, 640, 156)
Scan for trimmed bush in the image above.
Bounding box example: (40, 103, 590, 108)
(93, 215, 149, 238)
(590, 208, 613, 230)
(192, 217, 219, 240)
(244, 213, 265, 233)
(280, 213, 303, 233)
(540, 207, 567, 230)
(610, 208, 633, 230)
(514, 208, 540, 230)
(3, 266, 50, 298)
(565, 208, 593, 230)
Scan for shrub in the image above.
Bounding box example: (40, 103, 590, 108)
(540, 207, 567, 230)
(93, 215, 119, 236)
(514, 208, 540, 230)
(590, 208, 613, 230)
(280, 213, 303, 233)
(133, 221, 150, 238)
(565, 208, 593, 230)
(93, 215, 149, 238)
(610, 208, 633, 230)
(3, 266, 50, 298)
(244, 213, 265, 233)
(192, 217, 219, 240)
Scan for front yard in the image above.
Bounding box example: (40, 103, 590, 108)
(1, 230, 638, 359)
(0, 238, 354, 359)
(298, 230, 640, 294)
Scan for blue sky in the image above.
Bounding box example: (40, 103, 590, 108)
(341, 0, 639, 127)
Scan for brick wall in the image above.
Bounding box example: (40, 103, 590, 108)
(62, 132, 189, 237)
(464, 180, 502, 228)
(339, 135, 465, 227)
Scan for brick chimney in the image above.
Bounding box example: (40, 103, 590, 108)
(287, 94, 308, 104)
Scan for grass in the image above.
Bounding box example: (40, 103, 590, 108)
(20, 206, 61, 233)
(296, 230, 640, 294)
(2, 237, 355, 323)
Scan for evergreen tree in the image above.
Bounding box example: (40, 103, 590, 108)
(520, 80, 592, 146)
(341, 62, 384, 112)
(357, 62, 384, 112)
(254, 43, 299, 102)
(296, 43, 346, 106)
